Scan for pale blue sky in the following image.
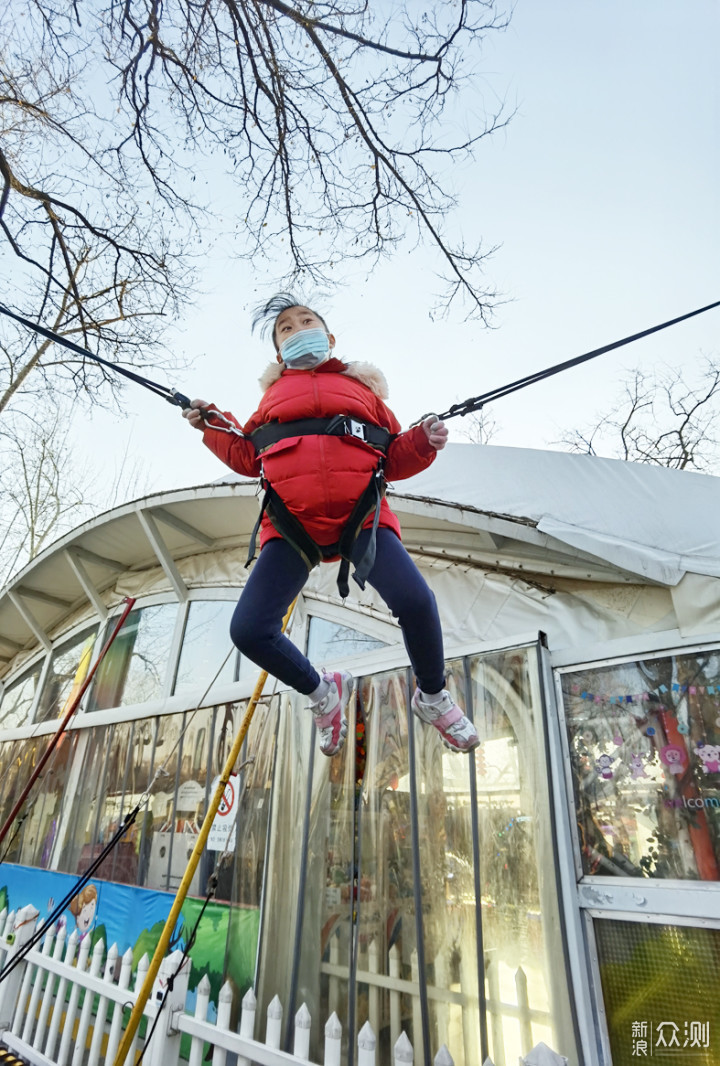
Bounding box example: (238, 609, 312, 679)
(75, 0, 719, 494)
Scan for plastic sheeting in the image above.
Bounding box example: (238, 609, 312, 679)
(402, 444, 720, 583)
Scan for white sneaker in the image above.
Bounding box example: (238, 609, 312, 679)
(411, 689, 480, 753)
(311, 671, 352, 756)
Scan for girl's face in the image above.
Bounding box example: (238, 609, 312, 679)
(274, 306, 334, 356)
(77, 898, 96, 933)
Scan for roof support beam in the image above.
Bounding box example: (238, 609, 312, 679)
(0, 635, 23, 652)
(151, 508, 215, 548)
(14, 586, 72, 609)
(137, 510, 188, 603)
(72, 546, 125, 572)
(65, 549, 109, 622)
(8, 591, 51, 651)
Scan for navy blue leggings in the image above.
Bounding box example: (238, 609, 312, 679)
(230, 528, 446, 695)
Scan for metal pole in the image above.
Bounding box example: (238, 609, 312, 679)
(0, 597, 136, 850)
(113, 598, 297, 1066)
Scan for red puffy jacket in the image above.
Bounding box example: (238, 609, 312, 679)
(202, 357, 436, 551)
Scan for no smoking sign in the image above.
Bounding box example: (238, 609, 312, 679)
(208, 773, 239, 851)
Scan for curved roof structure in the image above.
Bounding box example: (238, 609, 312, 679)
(1, 443, 718, 673)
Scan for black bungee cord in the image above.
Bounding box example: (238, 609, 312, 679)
(421, 298, 720, 423)
(1, 297, 719, 423)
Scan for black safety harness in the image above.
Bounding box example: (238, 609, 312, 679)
(245, 414, 395, 598)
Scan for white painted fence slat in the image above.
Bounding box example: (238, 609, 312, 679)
(105, 946, 134, 1065)
(45, 928, 78, 1061)
(88, 941, 118, 1066)
(324, 1010, 342, 1066)
(515, 967, 533, 1057)
(21, 920, 55, 1044)
(237, 986, 257, 1066)
(434, 1045, 454, 1066)
(410, 950, 423, 1066)
(126, 953, 150, 1066)
(70, 937, 105, 1066)
(36, 922, 66, 1050)
(393, 1030, 413, 1064)
(188, 972, 211, 1066)
(57, 932, 91, 1066)
(388, 942, 401, 1050)
(486, 957, 506, 1066)
(266, 993, 283, 1050)
(211, 980, 233, 1066)
(357, 1019, 376, 1066)
(293, 1002, 311, 1061)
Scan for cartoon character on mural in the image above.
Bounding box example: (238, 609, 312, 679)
(68, 883, 106, 950)
(595, 753, 614, 780)
(659, 744, 687, 776)
(629, 753, 649, 779)
(694, 743, 720, 774)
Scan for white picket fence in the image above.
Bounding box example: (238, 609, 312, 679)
(325, 930, 553, 1066)
(0, 906, 567, 1066)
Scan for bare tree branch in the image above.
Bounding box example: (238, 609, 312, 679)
(555, 360, 720, 473)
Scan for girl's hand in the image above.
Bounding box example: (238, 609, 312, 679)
(182, 399, 208, 430)
(422, 414, 448, 451)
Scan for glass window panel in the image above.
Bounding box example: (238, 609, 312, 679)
(0, 737, 42, 864)
(307, 616, 390, 664)
(81, 723, 137, 885)
(561, 648, 720, 880)
(18, 733, 79, 868)
(145, 714, 184, 892)
(35, 628, 97, 723)
(353, 670, 416, 1062)
(594, 919, 720, 1064)
(56, 726, 111, 876)
(89, 604, 177, 710)
(0, 666, 42, 729)
(229, 696, 279, 909)
(174, 601, 238, 695)
(470, 648, 578, 1065)
(254, 692, 315, 1028)
(166, 706, 214, 897)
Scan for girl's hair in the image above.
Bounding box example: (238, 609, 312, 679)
(252, 292, 329, 350)
(69, 883, 98, 916)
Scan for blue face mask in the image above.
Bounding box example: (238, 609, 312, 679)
(279, 328, 331, 369)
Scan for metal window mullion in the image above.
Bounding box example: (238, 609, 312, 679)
(90, 724, 114, 859)
(136, 718, 159, 889)
(165, 712, 186, 893)
(539, 642, 602, 1066)
(29, 652, 53, 726)
(253, 699, 281, 990)
(462, 657, 489, 1064)
(110, 722, 135, 883)
(50, 730, 90, 872)
(166, 600, 190, 698)
(405, 667, 431, 1066)
(285, 711, 316, 1052)
(346, 693, 361, 1066)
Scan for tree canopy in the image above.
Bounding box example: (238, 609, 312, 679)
(0, 0, 510, 416)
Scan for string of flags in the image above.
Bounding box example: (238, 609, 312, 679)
(566, 681, 720, 781)
(570, 682, 720, 703)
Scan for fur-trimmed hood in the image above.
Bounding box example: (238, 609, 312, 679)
(258, 358, 389, 400)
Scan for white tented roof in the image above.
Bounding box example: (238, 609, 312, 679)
(404, 443, 720, 585)
(0, 442, 718, 669)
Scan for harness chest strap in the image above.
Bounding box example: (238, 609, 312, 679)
(249, 414, 393, 453)
(245, 415, 391, 597)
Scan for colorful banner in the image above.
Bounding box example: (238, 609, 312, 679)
(0, 864, 259, 1009)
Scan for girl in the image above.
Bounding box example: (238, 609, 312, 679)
(184, 295, 479, 757)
